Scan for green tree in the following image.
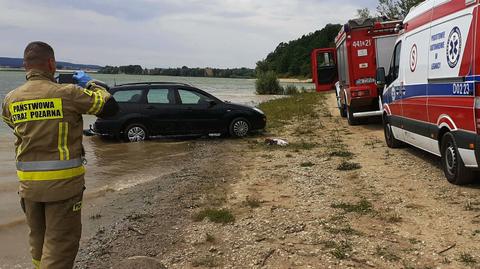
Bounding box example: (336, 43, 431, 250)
(377, 0, 400, 18)
(398, 0, 424, 16)
(256, 23, 342, 78)
(377, 0, 424, 19)
(356, 8, 372, 19)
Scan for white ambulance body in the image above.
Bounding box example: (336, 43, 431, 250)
(381, 0, 480, 184)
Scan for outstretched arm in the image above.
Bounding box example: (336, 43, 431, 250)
(69, 71, 119, 117)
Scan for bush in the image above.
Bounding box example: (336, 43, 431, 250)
(284, 85, 298, 95)
(256, 71, 283, 95)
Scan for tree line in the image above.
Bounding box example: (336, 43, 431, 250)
(256, 0, 424, 78)
(255, 24, 342, 78)
(98, 65, 255, 78)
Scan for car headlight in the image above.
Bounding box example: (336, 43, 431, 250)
(253, 107, 264, 114)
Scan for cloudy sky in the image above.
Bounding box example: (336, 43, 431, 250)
(0, 0, 377, 68)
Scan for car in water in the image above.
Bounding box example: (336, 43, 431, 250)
(92, 82, 267, 142)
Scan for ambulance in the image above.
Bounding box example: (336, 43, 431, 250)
(378, 0, 480, 184)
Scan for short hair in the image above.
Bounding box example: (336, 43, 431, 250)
(23, 41, 55, 66)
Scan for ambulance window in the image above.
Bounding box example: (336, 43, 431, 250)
(393, 42, 402, 78)
(391, 42, 402, 80)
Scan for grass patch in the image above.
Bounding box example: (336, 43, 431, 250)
(331, 198, 373, 214)
(330, 241, 353, 260)
(324, 225, 363, 236)
(386, 213, 403, 223)
(294, 125, 316, 135)
(245, 196, 261, 208)
(258, 92, 325, 129)
(337, 161, 362, 171)
(206, 233, 215, 243)
(459, 253, 477, 265)
(375, 245, 400, 262)
(288, 141, 317, 150)
(300, 161, 315, 167)
(193, 208, 235, 224)
(464, 200, 480, 211)
(329, 149, 354, 158)
(192, 255, 219, 267)
(408, 238, 421, 245)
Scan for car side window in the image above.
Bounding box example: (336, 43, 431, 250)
(178, 89, 208, 105)
(113, 89, 143, 103)
(147, 88, 174, 104)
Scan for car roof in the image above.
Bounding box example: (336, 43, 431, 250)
(112, 82, 193, 89)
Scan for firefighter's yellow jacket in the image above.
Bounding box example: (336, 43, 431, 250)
(1, 69, 112, 202)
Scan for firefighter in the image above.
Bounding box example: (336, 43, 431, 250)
(1, 41, 118, 268)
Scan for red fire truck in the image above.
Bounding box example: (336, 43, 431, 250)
(312, 18, 400, 125)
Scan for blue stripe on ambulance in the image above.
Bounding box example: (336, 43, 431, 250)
(384, 81, 475, 104)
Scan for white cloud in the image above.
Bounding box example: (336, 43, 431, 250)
(0, 0, 377, 68)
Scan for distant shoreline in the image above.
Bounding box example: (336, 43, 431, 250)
(278, 78, 312, 83)
(0, 68, 313, 83)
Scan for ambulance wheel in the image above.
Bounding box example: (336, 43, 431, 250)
(124, 123, 148, 142)
(346, 106, 360, 125)
(441, 132, 475, 185)
(383, 117, 402, 148)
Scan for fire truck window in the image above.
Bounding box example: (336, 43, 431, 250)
(317, 52, 337, 84)
(318, 52, 335, 67)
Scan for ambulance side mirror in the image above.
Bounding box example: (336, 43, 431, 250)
(376, 67, 386, 88)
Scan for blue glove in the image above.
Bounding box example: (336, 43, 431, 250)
(73, 70, 92, 88)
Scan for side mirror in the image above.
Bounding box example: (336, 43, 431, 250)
(376, 67, 386, 88)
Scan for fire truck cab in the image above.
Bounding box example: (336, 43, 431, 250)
(379, 0, 480, 184)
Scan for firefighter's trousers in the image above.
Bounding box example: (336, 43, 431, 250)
(21, 192, 83, 269)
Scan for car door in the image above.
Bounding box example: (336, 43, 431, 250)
(176, 88, 224, 134)
(143, 87, 179, 135)
(112, 87, 144, 116)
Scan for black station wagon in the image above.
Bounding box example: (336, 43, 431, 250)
(92, 82, 267, 142)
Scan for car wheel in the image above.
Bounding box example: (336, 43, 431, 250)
(346, 105, 360, 125)
(229, 118, 250, 137)
(441, 132, 475, 185)
(383, 116, 402, 148)
(124, 123, 148, 142)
